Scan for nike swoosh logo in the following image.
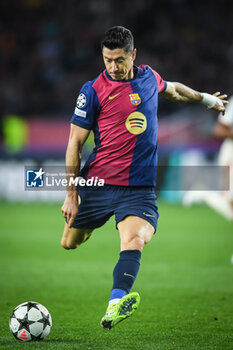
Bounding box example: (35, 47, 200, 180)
(143, 212, 155, 217)
(124, 272, 135, 279)
(108, 93, 120, 100)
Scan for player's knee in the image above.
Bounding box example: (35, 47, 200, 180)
(61, 239, 79, 250)
(122, 229, 155, 250)
(133, 235, 145, 249)
(122, 234, 145, 250)
(143, 231, 154, 246)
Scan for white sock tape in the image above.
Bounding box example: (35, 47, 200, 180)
(201, 93, 224, 109)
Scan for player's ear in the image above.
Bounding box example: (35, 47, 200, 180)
(132, 48, 136, 62)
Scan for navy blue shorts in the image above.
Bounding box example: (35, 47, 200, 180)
(72, 185, 159, 231)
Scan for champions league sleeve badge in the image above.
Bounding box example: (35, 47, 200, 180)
(76, 93, 87, 108)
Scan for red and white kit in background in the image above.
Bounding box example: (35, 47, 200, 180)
(217, 95, 233, 204)
(183, 96, 233, 221)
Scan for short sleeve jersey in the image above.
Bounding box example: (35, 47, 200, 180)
(71, 65, 166, 186)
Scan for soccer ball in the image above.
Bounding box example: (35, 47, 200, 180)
(9, 301, 52, 342)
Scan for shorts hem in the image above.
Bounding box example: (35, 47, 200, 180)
(115, 212, 158, 232)
(71, 222, 104, 230)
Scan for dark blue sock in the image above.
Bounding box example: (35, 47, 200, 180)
(109, 250, 141, 301)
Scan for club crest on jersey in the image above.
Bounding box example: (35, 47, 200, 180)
(129, 93, 141, 106)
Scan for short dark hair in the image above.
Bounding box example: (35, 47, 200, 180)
(101, 26, 134, 53)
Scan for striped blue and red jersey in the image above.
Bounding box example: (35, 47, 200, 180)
(71, 65, 166, 186)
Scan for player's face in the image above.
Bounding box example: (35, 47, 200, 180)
(102, 47, 136, 81)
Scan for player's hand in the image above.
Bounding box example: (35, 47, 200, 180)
(61, 195, 79, 228)
(212, 92, 228, 115)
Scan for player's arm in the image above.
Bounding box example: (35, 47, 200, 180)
(161, 81, 228, 115)
(213, 122, 233, 139)
(61, 124, 90, 228)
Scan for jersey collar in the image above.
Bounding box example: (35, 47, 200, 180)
(105, 66, 140, 82)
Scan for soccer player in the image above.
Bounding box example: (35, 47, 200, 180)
(183, 96, 233, 220)
(212, 95, 233, 220)
(61, 26, 227, 330)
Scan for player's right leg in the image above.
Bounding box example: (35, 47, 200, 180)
(61, 223, 93, 250)
(60, 185, 112, 250)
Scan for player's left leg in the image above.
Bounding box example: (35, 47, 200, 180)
(101, 215, 154, 330)
(61, 223, 93, 250)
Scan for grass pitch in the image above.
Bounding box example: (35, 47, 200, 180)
(0, 200, 232, 350)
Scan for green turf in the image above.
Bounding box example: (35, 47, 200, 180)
(0, 200, 232, 350)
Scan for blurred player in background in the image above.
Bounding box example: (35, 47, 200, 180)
(183, 96, 233, 220)
(61, 26, 227, 330)
(204, 96, 233, 220)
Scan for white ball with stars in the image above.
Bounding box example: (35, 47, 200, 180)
(9, 301, 52, 342)
(76, 93, 86, 108)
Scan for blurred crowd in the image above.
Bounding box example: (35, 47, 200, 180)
(0, 0, 233, 117)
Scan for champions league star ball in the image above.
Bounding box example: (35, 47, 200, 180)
(9, 301, 52, 342)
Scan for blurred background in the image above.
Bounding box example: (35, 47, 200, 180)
(1, 3, 233, 347)
(0, 0, 233, 202)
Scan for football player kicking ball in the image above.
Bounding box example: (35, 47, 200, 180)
(61, 26, 227, 330)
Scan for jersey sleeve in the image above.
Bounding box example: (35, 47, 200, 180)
(151, 68, 167, 93)
(218, 95, 233, 128)
(71, 81, 100, 130)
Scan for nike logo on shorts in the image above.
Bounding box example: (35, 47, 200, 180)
(108, 93, 120, 100)
(143, 212, 155, 217)
(124, 272, 135, 279)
